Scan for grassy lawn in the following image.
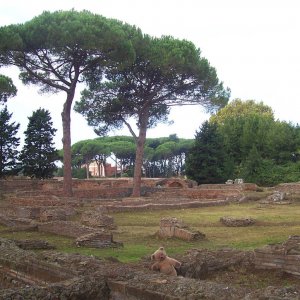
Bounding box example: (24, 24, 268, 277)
(1, 202, 300, 262)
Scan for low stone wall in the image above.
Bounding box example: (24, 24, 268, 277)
(254, 236, 300, 276)
(1, 178, 246, 200)
(80, 211, 115, 229)
(75, 232, 122, 248)
(102, 199, 230, 213)
(0, 240, 75, 286)
(273, 183, 300, 193)
(158, 217, 205, 241)
(149, 187, 242, 200)
(220, 216, 255, 227)
(38, 221, 97, 238)
(13, 239, 55, 250)
(9, 197, 63, 207)
(37, 221, 119, 248)
(197, 183, 258, 191)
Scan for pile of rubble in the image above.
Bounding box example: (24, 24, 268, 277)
(220, 216, 255, 227)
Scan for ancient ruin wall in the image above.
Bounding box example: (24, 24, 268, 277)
(254, 236, 300, 276)
(38, 221, 97, 238)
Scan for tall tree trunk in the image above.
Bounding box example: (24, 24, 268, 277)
(96, 161, 101, 177)
(132, 111, 149, 197)
(86, 162, 90, 179)
(103, 158, 107, 177)
(62, 91, 74, 196)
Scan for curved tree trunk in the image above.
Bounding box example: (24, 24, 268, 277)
(132, 111, 149, 197)
(62, 91, 74, 196)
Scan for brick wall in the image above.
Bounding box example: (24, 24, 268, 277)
(1, 179, 250, 201)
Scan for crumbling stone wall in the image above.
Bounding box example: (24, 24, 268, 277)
(37, 221, 120, 249)
(75, 232, 122, 248)
(255, 235, 300, 276)
(38, 221, 97, 238)
(1, 238, 300, 299)
(158, 217, 205, 241)
(220, 216, 255, 227)
(1, 178, 248, 200)
(40, 208, 67, 222)
(80, 210, 115, 229)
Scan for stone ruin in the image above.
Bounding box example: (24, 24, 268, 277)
(40, 208, 67, 222)
(0, 207, 121, 249)
(1, 179, 300, 298)
(75, 231, 123, 248)
(1, 238, 300, 299)
(262, 191, 290, 204)
(157, 217, 206, 241)
(12, 239, 56, 250)
(255, 235, 300, 276)
(39, 220, 122, 249)
(220, 216, 255, 227)
(80, 210, 116, 229)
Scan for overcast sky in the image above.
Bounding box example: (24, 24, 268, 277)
(1, 0, 299, 149)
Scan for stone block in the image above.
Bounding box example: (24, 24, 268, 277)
(158, 217, 205, 241)
(75, 231, 122, 248)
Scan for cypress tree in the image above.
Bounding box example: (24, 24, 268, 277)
(20, 108, 58, 179)
(0, 106, 20, 177)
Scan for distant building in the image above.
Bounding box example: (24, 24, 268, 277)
(88, 161, 118, 177)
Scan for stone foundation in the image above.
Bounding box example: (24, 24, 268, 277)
(220, 216, 255, 227)
(1, 238, 300, 299)
(37, 221, 120, 249)
(38, 221, 97, 238)
(157, 217, 205, 241)
(75, 231, 123, 248)
(80, 210, 115, 229)
(254, 235, 300, 276)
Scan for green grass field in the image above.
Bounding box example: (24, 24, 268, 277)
(1, 202, 300, 262)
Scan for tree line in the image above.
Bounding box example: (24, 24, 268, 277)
(58, 134, 193, 179)
(62, 98, 300, 186)
(1, 98, 299, 186)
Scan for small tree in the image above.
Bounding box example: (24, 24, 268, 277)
(0, 106, 20, 177)
(20, 108, 58, 179)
